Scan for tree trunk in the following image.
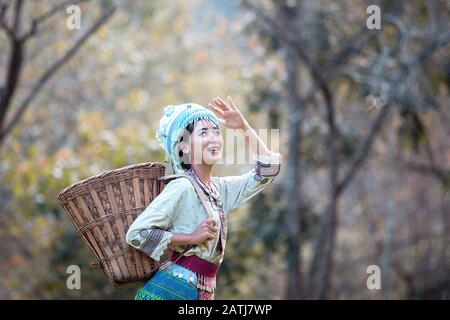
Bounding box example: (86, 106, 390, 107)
(317, 82, 339, 299)
(283, 45, 303, 299)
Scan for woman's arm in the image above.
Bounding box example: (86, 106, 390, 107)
(208, 96, 282, 213)
(168, 218, 217, 248)
(239, 119, 275, 159)
(168, 233, 195, 247)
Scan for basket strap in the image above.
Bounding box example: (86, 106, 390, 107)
(179, 172, 215, 220)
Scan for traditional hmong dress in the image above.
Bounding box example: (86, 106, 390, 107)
(126, 152, 282, 300)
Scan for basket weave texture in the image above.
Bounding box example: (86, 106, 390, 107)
(57, 162, 168, 287)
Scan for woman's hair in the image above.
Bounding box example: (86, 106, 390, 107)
(178, 121, 196, 171)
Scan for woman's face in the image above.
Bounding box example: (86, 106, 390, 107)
(180, 120, 223, 166)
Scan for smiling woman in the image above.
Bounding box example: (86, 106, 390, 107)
(178, 119, 223, 170)
(126, 97, 282, 300)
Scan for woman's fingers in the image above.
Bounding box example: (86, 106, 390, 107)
(203, 223, 217, 231)
(208, 103, 225, 118)
(201, 229, 215, 239)
(199, 219, 218, 241)
(227, 96, 237, 110)
(213, 97, 230, 111)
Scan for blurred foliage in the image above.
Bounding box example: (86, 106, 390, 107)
(0, 0, 252, 299)
(0, 0, 449, 300)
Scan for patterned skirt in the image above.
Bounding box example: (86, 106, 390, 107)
(135, 269, 199, 300)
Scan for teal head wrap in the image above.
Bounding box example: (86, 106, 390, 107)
(155, 103, 220, 174)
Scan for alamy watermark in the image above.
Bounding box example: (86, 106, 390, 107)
(66, 265, 81, 290)
(64, 4, 383, 36)
(366, 265, 381, 290)
(366, 5, 381, 30)
(66, 5, 81, 30)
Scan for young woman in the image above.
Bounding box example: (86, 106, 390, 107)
(126, 96, 282, 300)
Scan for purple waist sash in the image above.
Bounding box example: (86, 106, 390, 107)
(170, 251, 220, 278)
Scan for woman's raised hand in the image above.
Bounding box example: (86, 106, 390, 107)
(208, 96, 249, 130)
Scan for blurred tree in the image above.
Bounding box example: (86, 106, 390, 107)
(242, 0, 450, 299)
(0, 0, 448, 300)
(0, 0, 116, 148)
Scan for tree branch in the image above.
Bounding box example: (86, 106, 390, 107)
(12, 0, 22, 34)
(416, 31, 450, 64)
(0, 4, 116, 145)
(20, 0, 91, 41)
(336, 98, 392, 195)
(402, 161, 446, 180)
(0, 0, 15, 40)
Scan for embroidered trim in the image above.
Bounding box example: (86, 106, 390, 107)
(141, 228, 165, 257)
(255, 160, 281, 177)
(197, 274, 217, 293)
(160, 261, 217, 294)
(170, 251, 220, 293)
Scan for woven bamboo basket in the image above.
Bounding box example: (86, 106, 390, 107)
(57, 162, 170, 287)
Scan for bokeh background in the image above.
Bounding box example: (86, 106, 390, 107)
(0, 0, 449, 299)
